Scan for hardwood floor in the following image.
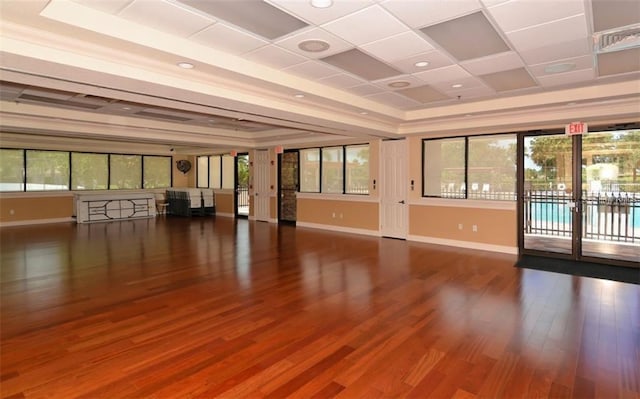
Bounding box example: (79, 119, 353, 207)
(1, 217, 639, 398)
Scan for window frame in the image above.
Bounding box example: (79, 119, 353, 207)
(298, 143, 370, 195)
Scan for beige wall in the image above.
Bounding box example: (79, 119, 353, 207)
(0, 195, 73, 223)
(409, 204, 517, 247)
(215, 192, 235, 215)
(298, 198, 379, 231)
(173, 155, 195, 188)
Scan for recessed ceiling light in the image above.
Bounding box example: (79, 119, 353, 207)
(310, 0, 333, 8)
(451, 83, 463, 88)
(388, 81, 410, 88)
(414, 61, 430, 67)
(177, 62, 194, 69)
(567, 102, 577, 106)
(360, 111, 368, 115)
(121, 106, 131, 111)
(294, 94, 305, 98)
(298, 39, 331, 53)
(544, 62, 576, 74)
(465, 114, 473, 117)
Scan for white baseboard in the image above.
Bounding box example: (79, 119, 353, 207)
(296, 221, 380, 237)
(0, 217, 75, 228)
(407, 235, 518, 254)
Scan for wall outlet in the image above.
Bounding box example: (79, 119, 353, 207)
(332, 212, 336, 218)
(339, 213, 343, 219)
(472, 225, 478, 232)
(9, 209, 15, 215)
(458, 223, 463, 230)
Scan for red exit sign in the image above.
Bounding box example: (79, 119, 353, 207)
(565, 121, 588, 135)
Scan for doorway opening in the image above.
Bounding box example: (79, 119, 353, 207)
(278, 150, 298, 224)
(236, 153, 249, 218)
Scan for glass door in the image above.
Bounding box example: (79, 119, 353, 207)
(235, 153, 249, 218)
(521, 128, 639, 265)
(522, 133, 576, 256)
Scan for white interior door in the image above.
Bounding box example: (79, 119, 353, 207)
(381, 140, 408, 239)
(254, 150, 270, 222)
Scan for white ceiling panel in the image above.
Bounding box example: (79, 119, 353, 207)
(321, 5, 407, 46)
(345, 83, 385, 96)
(366, 91, 422, 108)
(430, 76, 489, 92)
(361, 31, 434, 63)
(536, 68, 595, 87)
(460, 51, 524, 75)
(380, 0, 482, 28)
(487, 0, 586, 34)
(318, 73, 365, 88)
(276, 27, 353, 58)
(529, 55, 594, 77)
(244, 45, 308, 69)
(190, 23, 268, 55)
(118, 0, 215, 37)
(479, 0, 510, 7)
(441, 84, 496, 100)
(73, 0, 133, 14)
(266, 0, 375, 26)
(519, 37, 591, 65)
(373, 74, 427, 90)
(392, 50, 455, 74)
(414, 65, 473, 85)
(283, 61, 340, 79)
(506, 14, 589, 52)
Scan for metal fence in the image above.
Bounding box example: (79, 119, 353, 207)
(237, 185, 249, 208)
(524, 191, 639, 243)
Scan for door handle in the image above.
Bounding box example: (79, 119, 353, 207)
(399, 200, 405, 204)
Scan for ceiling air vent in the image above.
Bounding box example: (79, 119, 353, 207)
(594, 24, 640, 54)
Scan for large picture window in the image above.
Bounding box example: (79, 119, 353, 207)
(209, 155, 221, 189)
(423, 134, 516, 200)
(72, 153, 108, 190)
(300, 148, 320, 193)
(26, 150, 70, 191)
(321, 147, 344, 193)
(345, 145, 369, 194)
(0, 149, 25, 191)
(143, 156, 171, 188)
(197, 156, 209, 188)
(110, 154, 142, 189)
(221, 155, 235, 189)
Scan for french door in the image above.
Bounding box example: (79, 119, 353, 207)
(520, 129, 639, 266)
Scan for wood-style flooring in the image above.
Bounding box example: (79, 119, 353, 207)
(1, 217, 639, 398)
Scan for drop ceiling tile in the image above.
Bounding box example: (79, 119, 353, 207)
(178, 0, 308, 40)
(536, 68, 595, 87)
(283, 61, 340, 79)
(345, 84, 385, 96)
(529, 55, 593, 77)
(519, 37, 591, 65)
(420, 11, 511, 61)
(380, 0, 482, 29)
(266, 0, 375, 26)
(190, 23, 268, 55)
(321, 49, 402, 80)
(479, 0, 510, 7)
(366, 91, 423, 108)
(598, 47, 640, 76)
(73, 0, 133, 14)
(276, 28, 353, 59)
(318, 73, 365, 88)
(487, 0, 585, 34)
(396, 85, 449, 103)
(244, 45, 308, 69)
(506, 14, 589, 52)
(361, 31, 434, 63)
(440, 85, 496, 100)
(119, 0, 214, 37)
(480, 67, 538, 92)
(592, 0, 640, 32)
(414, 65, 472, 85)
(322, 5, 407, 46)
(392, 50, 454, 74)
(430, 76, 489, 93)
(460, 51, 524, 75)
(373, 75, 426, 90)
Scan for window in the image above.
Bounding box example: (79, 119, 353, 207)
(71, 153, 108, 190)
(423, 138, 465, 198)
(143, 156, 171, 188)
(209, 155, 221, 189)
(26, 150, 69, 191)
(300, 148, 320, 192)
(322, 147, 343, 193)
(468, 135, 516, 200)
(0, 149, 24, 191)
(345, 145, 369, 194)
(423, 134, 516, 200)
(110, 154, 141, 189)
(221, 155, 235, 189)
(197, 156, 209, 188)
